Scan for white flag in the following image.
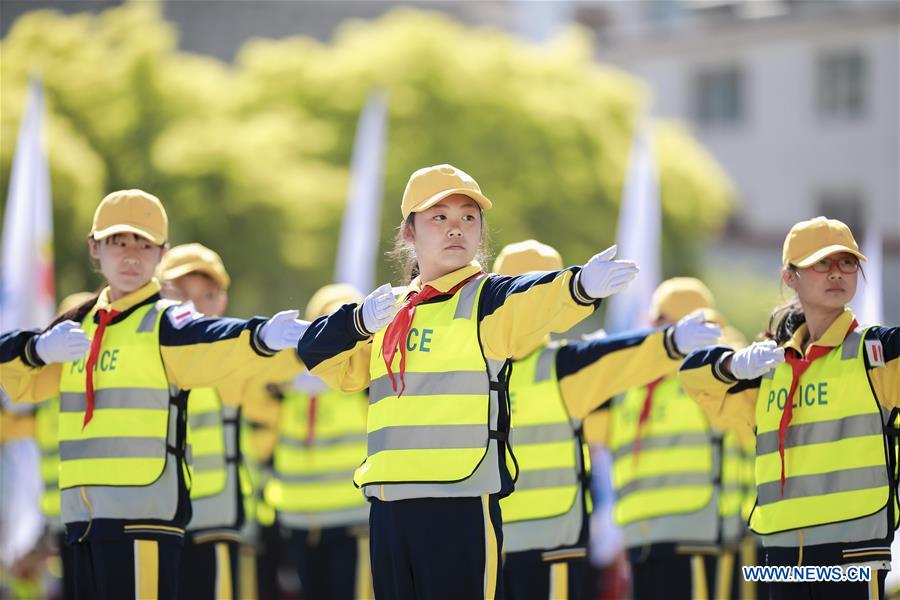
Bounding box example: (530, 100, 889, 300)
(0, 78, 53, 567)
(604, 120, 661, 333)
(334, 91, 389, 293)
(850, 220, 884, 327)
(1, 79, 55, 332)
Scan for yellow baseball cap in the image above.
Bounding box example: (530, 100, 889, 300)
(158, 243, 230, 290)
(649, 277, 715, 322)
(401, 164, 492, 219)
(306, 283, 364, 321)
(90, 189, 168, 245)
(782, 216, 866, 268)
(493, 240, 563, 275)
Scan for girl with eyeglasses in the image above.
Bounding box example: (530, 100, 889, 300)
(679, 217, 899, 600)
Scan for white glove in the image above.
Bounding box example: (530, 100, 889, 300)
(579, 245, 640, 299)
(260, 310, 309, 351)
(35, 320, 90, 364)
(361, 283, 398, 334)
(673, 311, 723, 355)
(729, 340, 785, 380)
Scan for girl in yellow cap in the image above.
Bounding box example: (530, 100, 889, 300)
(299, 164, 640, 599)
(679, 216, 899, 600)
(491, 245, 723, 600)
(0, 190, 306, 600)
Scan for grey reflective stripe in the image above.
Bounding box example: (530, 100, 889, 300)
(277, 470, 355, 484)
(60, 437, 167, 460)
(60, 389, 169, 413)
(191, 454, 226, 471)
(367, 424, 487, 454)
(761, 368, 776, 381)
(369, 370, 487, 405)
(189, 411, 222, 430)
(757, 465, 888, 506)
(60, 453, 179, 523)
(842, 328, 864, 360)
(510, 423, 573, 445)
(515, 467, 578, 490)
(137, 304, 161, 333)
(611, 433, 710, 460)
(453, 274, 486, 319)
(617, 472, 711, 498)
(534, 346, 557, 383)
(757, 413, 882, 455)
(278, 433, 368, 449)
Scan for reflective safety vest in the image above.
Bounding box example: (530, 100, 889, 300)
(186, 389, 243, 532)
(186, 389, 229, 499)
(58, 300, 182, 524)
(502, 344, 587, 523)
(35, 398, 60, 519)
(356, 274, 503, 488)
(719, 432, 748, 545)
(610, 376, 715, 526)
(266, 388, 368, 524)
(750, 327, 892, 535)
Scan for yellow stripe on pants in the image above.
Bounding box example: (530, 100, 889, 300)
(716, 550, 734, 600)
(740, 537, 757, 600)
(482, 495, 498, 600)
(134, 540, 158, 599)
(215, 542, 234, 600)
(549, 562, 569, 600)
(691, 555, 708, 600)
(240, 545, 258, 600)
(356, 534, 374, 599)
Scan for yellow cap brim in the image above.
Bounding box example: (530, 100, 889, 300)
(791, 244, 867, 268)
(159, 261, 230, 290)
(405, 188, 492, 218)
(92, 224, 166, 246)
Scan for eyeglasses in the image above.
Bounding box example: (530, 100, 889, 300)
(808, 256, 860, 274)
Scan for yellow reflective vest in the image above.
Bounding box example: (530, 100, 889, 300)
(356, 275, 501, 488)
(35, 397, 60, 519)
(610, 376, 715, 526)
(58, 301, 174, 489)
(186, 388, 228, 499)
(503, 344, 586, 523)
(750, 326, 893, 535)
(266, 388, 368, 525)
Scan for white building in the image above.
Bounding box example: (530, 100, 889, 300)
(573, 0, 900, 320)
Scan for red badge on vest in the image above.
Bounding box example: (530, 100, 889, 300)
(865, 339, 885, 367)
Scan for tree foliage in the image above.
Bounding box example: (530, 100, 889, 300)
(1, 2, 734, 317)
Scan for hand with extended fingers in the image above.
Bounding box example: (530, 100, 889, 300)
(260, 310, 310, 350)
(35, 321, 90, 363)
(728, 340, 785, 380)
(579, 245, 640, 299)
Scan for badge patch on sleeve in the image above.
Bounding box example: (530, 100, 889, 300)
(167, 301, 203, 330)
(865, 339, 885, 367)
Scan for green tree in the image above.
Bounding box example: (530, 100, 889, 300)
(2, 3, 734, 319)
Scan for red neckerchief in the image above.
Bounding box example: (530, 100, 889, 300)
(632, 377, 664, 464)
(83, 308, 120, 429)
(381, 272, 483, 397)
(778, 319, 858, 495)
(305, 394, 317, 447)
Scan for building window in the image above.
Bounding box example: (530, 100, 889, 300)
(693, 65, 744, 125)
(817, 188, 863, 233)
(817, 49, 867, 119)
